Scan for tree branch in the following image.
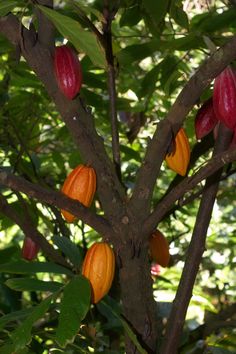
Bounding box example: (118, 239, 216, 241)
(160, 124, 233, 354)
(0, 169, 112, 239)
(0, 194, 71, 268)
(143, 145, 236, 235)
(129, 34, 236, 220)
(0, 12, 126, 225)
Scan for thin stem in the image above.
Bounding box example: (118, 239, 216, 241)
(103, 2, 121, 180)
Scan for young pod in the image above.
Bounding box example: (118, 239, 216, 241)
(195, 98, 218, 140)
(213, 66, 236, 131)
(149, 230, 170, 268)
(82, 242, 115, 304)
(61, 165, 96, 223)
(54, 45, 82, 100)
(22, 237, 40, 261)
(165, 128, 190, 176)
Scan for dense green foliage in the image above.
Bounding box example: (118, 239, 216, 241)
(0, 1, 236, 353)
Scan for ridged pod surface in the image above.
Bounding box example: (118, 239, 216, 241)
(22, 237, 40, 261)
(61, 165, 96, 223)
(213, 66, 236, 130)
(165, 128, 190, 176)
(195, 98, 218, 140)
(82, 242, 115, 304)
(149, 230, 170, 268)
(54, 45, 82, 100)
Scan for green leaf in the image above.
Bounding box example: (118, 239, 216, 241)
(170, 3, 189, 29)
(55, 275, 91, 347)
(142, 0, 169, 25)
(139, 62, 162, 98)
(117, 39, 161, 65)
(99, 300, 148, 354)
(52, 235, 83, 268)
(37, 5, 106, 69)
(0, 308, 34, 331)
(191, 8, 236, 33)
(120, 144, 142, 163)
(11, 294, 56, 350)
(5, 278, 63, 292)
(120, 5, 142, 27)
(0, 260, 73, 276)
(0, 1, 17, 16)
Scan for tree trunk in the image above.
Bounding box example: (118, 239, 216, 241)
(118, 243, 158, 353)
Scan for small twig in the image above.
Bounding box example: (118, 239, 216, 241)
(102, 2, 121, 180)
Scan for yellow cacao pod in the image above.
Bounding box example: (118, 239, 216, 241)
(149, 230, 170, 268)
(165, 128, 190, 176)
(82, 242, 115, 304)
(61, 164, 96, 223)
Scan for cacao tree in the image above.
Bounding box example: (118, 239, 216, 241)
(0, 1, 236, 353)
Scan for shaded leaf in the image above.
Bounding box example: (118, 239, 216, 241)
(120, 144, 142, 162)
(5, 278, 63, 292)
(139, 62, 162, 98)
(0, 308, 34, 331)
(142, 0, 169, 25)
(99, 299, 148, 354)
(11, 294, 56, 350)
(55, 275, 90, 347)
(0, 261, 73, 276)
(117, 39, 161, 65)
(38, 5, 106, 69)
(52, 235, 83, 268)
(120, 5, 142, 27)
(170, 3, 189, 29)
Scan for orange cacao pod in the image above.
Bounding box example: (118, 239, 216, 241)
(22, 237, 40, 261)
(149, 230, 170, 268)
(54, 45, 82, 100)
(165, 128, 190, 176)
(82, 242, 115, 304)
(61, 165, 96, 223)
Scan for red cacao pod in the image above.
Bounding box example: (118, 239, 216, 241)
(61, 164, 96, 223)
(195, 98, 218, 140)
(213, 66, 236, 130)
(165, 128, 190, 176)
(149, 230, 170, 268)
(22, 237, 40, 261)
(54, 45, 82, 100)
(82, 242, 115, 304)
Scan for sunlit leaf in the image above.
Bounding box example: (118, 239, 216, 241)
(0, 1, 17, 16)
(38, 5, 106, 69)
